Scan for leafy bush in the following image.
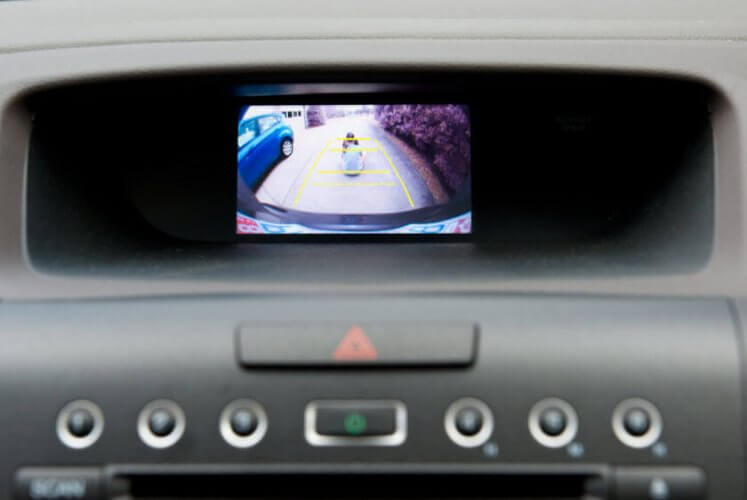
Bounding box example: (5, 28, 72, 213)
(375, 104, 470, 192)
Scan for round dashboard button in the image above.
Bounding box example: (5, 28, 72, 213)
(538, 407, 567, 437)
(528, 398, 578, 448)
(455, 407, 484, 436)
(67, 408, 95, 438)
(444, 398, 494, 448)
(220, 399, 268, 448)
(56, 400, 105, 449)
(148, 408, 177, 437)
(612, 398, 662, 448)
(137, 400, 186, 449)
(623, 407, 651, 437)
(230, 408, 259, 437)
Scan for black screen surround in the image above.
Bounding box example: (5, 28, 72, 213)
(23, 71, 714, 280)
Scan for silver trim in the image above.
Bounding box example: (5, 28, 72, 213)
(56, 400, 104, 449)
(612, 398, 663, 449)
(219, 399, 268, 448)
(305, 400, 407, 447)
(444, 397, 494, 448)
(528, 398, 579, 448)
(137, 399, 186, 449)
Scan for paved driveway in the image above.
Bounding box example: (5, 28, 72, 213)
(255, 117, 434, 214)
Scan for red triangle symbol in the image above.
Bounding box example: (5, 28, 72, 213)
(333, 325, 378, 361)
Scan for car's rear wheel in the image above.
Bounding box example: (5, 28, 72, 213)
(280, 138, 293, 157)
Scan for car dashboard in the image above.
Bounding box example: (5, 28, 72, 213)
(0, 1, 747, 499)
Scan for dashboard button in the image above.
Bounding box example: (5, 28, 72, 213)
(237, 322, 476, 367)
(615, 466, 706, 500)
(230, 408, 259, 436)
(220, 399, 268, 448)
(454, 407, 484, 436)
(444, 398, 494, 448)
(15, 467, 104, 500)
(315, 407, 396, 437)
(56, 400, 104, 450)
(148, 409, 176, 437)
(538, 407, 567, 437)
(137, 400, 185, 449)
(612, 398, 662, 448)
(305, 400, 406, 446)
(528, 398, 578, 448)
(623, 407, 651, 437)
(66, 409, 95, 438)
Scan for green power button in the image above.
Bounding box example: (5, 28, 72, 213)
(343, 412, 367, 435)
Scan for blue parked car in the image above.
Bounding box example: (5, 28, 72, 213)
(237, 113, 294, 188)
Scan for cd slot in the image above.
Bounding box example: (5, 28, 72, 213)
(116, 471, 606, 500)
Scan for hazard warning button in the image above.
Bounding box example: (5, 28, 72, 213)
(236, 322, 476, 368)
(333, 326, 378, 361)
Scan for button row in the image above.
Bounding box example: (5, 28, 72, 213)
(56, 397, 663, 451)
(444, 397, 663, 450)
(57, 399, 268, 450)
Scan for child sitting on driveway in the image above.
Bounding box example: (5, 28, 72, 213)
(341, 131, 363, 176)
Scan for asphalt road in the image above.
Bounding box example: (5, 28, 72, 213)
(255, 116, 434, 214)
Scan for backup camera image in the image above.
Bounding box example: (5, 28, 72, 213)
(236, 103, 471, 234)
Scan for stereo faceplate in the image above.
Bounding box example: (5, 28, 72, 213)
(0, 296, 741, 499)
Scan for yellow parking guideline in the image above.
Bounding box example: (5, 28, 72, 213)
(311, 182, 396, 187)
(375, 140, 415, 208)
(317, 169, 390, 175)
(327, 147, 379, 153)
(292, 138, 333, 207)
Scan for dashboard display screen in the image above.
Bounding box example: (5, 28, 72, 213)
(236, 103, 471, 235)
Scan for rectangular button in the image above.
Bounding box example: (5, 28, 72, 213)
(315, 407, 396, 437)
(305, 400, 407, 446)
(15, 468, 104, 500)
(615, 467, 706, 500)
(236, 322, 476, 367)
